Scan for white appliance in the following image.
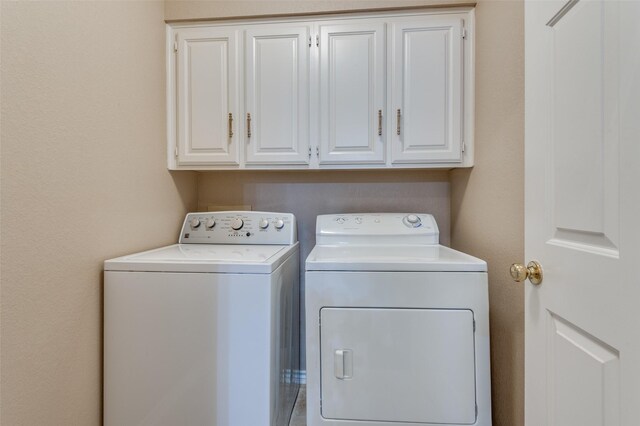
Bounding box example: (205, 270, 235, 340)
(305, 213, 491, 426)
(104, 211, 300, 426)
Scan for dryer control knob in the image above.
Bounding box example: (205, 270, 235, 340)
(205, 218, 216, 229)
(190, 217, 201, 228)
(231, 218, 244, 230)
(404, 214, 421, 227)
(406, 214, 420, 223)
(259, 219, 269, 229)
(275, 219, 285, 229)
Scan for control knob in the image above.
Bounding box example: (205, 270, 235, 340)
(206, 218, 216, 229)
(190, 217, 201, 228)
(404, 214, 421, 228)
(231, 218, 244, 230)
(259, 219, 269, 229)
(275, 219, 285, 229)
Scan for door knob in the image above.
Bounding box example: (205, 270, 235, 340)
(510, 261, 543, 285)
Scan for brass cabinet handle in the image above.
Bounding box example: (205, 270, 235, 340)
(228, 113, 233, 138)
(397, 109, 401, 136)
(510, 261, 543, 285)
(378, 110, 382, 136)
(247, 113, 251, 138)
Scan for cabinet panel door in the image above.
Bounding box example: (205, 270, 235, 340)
(245, 26, 310, 165)
(319, 22, 385, 164)
(176, 28, 239, 165)
(391, 17, 463, 164)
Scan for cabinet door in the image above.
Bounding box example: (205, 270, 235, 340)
(390, 16, 464, 164)
(245, 25, 310, 165)
(176, 27, 239, 166)
(318, 22, 385, 165)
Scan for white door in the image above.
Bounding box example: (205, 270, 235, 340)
(318, 21, 385, 165)
(524, 1, 640, 425)
(390, 16, 464, 164)
(176, 27, 239, 166)
(245, 25, 310, 165)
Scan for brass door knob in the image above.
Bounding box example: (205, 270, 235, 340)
(510, 261, 543, 285)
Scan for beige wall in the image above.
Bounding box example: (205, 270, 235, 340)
(451, 1, 524, 425)
(168, 1, 525, 426)
(0, 2, 197, 424)
(198, 170, 451, 246)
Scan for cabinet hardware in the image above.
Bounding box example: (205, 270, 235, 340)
(308, 36, 311, 47)
(173, 41, 178, 52)
(316, 35, 319, 47)
(461, 27, 467, 39)
(247, 113, 251, 138)
(316, 146, 319, 157)
(308, 147, 311, 158)
(228, 113, 234, 138)
(378, 110, 382, 136)
(396, 109, 402, 136)
(174, 146, 178, 158)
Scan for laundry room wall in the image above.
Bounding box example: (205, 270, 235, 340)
(450, 2, 524, 425)
(167, 1, 525, 426)
(0, 2, 197, 424)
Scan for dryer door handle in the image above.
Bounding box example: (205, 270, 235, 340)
(334, 349, 353, 380)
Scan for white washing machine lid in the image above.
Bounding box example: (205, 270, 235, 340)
(105, 243, 298, 274)
(305, 244, 487, 272)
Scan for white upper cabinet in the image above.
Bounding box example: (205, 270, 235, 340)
(318, 21, 386, 165)
(390, 15, 464, 164)
(245, 25, 310, 165)
(174, 27, 239, 166)
(167, 8, 475, 170)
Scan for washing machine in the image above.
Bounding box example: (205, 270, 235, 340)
(305, 213, 491, 426)
(104, 211, 300, 426)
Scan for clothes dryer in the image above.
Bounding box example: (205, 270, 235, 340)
(104, 211, 300, 426)
(305, 213, 491, 426)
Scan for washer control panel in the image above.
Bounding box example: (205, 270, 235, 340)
(316, 213, 439, 245)
(179, 211, 297, 245)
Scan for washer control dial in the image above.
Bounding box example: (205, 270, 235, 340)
(230, 218, 244, 230)
(275, 219, 285, 229)
(404, 214, 422, 228)
(190, 217, 201, 229)
(259, 219, 269, 229)
(205, 218, 216, 229)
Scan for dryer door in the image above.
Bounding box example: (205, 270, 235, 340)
(320, 307, 476, 424)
